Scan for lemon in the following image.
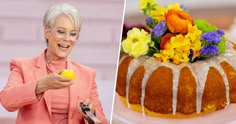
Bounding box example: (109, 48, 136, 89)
(60, 69, 76, 80)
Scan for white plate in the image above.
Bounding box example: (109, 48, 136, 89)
(112, 94, 236, 124)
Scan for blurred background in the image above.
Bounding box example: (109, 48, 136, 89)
(0, 0, 124, 123)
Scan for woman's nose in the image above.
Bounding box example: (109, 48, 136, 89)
(64, 34, 70, 41)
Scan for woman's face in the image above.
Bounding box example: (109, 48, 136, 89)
(45, 15, 79, 61)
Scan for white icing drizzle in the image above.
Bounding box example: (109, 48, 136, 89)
(171, 64, 199, 115)
(126, 56, 149, 108)
(226, 41, 236, 53)
(189, 61, 210, 113)
(172, 64, 182, 115)
(119, 54, 129, 64)
(184, 64, 199, 112)
(141, 58, 159, 115)
(220, 51, 236, 69)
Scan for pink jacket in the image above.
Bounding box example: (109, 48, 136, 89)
(0, 51, 107, 124)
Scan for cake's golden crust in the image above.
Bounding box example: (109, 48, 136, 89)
(119, 95, 214, 118)
(116, 56, 133, 97)
(220, 61, 236, 102)
(144, 66, 173, 114)
(128, 66, 145, 104)
(177, 67, 196, 114)
(201, 67, 227, 112)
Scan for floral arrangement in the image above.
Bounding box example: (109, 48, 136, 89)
(121, 0, 226, 64)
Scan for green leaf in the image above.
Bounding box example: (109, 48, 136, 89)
(148, 41, 155, 47)
(151, 34, 161, 50)
(143, 8, 149, 15)
(146, 17, 159, 29)
(217, 36, 226, 54)
(153, 19, 159, 26)
(194, 19, 217, 33)
(201, 40, 209, 46)
(146, 3, 156, 10)
(147, 47, 157, 56)
(120, 47, 124, 54)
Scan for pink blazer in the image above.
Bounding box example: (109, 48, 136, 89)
(0, 51, 108, 124)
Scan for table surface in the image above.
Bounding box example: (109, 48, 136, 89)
(112, 94, 236, 124)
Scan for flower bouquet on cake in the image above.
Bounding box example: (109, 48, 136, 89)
(121, 0, 226, 64)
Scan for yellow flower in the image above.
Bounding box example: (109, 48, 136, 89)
(154, 49, 174, 63)
(173, 51, 189, 63)
(185, 24, 202, 58)
(122, 28, 151, 58)
(167, 3, 182, 11)
(150, 4, 166, 22)
(154, 27, 202, 64)
(139, 0, 156, 10)
(169, 34, 191, 49)
(187, 24, 202, 42)
(154, 53, 163, 61)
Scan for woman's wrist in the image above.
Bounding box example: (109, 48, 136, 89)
(35, 79, 48, 95)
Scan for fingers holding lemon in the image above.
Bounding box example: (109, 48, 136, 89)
(60, 69, 76, 80)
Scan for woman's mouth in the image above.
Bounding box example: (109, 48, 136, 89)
(58, 44, 70, 49)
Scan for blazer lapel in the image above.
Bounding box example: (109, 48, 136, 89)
(34, 50, 52, 119)
(67, 60, 83, 122)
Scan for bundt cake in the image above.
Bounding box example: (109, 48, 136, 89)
(116, 47, 236, 118)
(116, 0, 236, 118)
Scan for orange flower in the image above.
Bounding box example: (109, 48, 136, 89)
(160, 33, 175, 50)
(173, 59, 181, 65)
(165, 9, 193, 34)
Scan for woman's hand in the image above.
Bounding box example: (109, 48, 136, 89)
(35, 71, 74, 95)
(77, 99, 97, 124)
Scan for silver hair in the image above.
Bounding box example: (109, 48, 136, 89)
(43, 3, 82, 32)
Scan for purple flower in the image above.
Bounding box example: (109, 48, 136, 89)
(152, 21, 166, 37)
(217, 29, 225, 36)
(146, 16, 156, 28)
(146, 17, 153, 25)
(188, 49, 194, 61)
(201, 32, 221, 44)
(180, 4, 188, 11)
(201, 29, 225, 44)
(200, 45, 219, 56)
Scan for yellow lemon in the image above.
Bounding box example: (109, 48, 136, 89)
(60, 69, 76, 80)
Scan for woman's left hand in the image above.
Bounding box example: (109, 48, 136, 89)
(77, 99, 96, 123)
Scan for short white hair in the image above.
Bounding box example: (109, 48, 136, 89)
(43, 3, 82, 32)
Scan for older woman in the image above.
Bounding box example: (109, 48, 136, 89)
(0, 3, 107, 124)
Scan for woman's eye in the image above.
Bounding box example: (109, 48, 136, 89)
(57, 30, 65, 34)
(70, 33, 77, 36)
